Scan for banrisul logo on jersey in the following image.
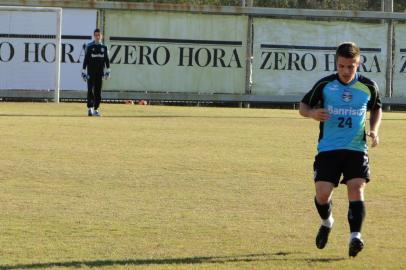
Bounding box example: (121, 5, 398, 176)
(327, 105, 365, 116)
(342, 90, 353, 102)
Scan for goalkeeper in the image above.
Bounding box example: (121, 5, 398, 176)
(82, 28, 110, 116)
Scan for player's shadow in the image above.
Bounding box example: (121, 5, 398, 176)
(1, 113, 406, 121)
(0, 113, 302, 120)
(304, 257, 347, 263)
(0, 252, 345, 269)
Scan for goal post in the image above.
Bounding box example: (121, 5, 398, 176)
(0, 5, 62, 102)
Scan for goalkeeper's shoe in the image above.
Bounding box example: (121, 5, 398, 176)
(316, 225, 331, 249)
(93, 110, 101, 117)
(88, 108, 93, 117)
(349, 238, 364, 257)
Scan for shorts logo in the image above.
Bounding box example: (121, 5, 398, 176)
(342, 90, 352, 102)
(363, 155, 369, 166)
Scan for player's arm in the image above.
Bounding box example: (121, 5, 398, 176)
(299, 80, 330, 122)
(82, 43, 90, 70)
(104, 45, 110, 69)
(367, 81, 383, 147)
(104, 45, 111, 78)
(369, 108, 382, 147)
(82, 44, 90, 81)
(299, 103, 330, 122)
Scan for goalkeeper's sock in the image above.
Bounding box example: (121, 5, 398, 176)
(88, 108, 94, 116)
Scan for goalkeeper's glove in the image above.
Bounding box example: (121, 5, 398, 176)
(81, 70, 88, 82)
(103, 69, 111, 80)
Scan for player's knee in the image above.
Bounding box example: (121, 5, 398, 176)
(347, 179, 366, 200)
(315, 183, 334, 204)
(348, 186, 365, 201)
(315, 193, 331, 204)
(348, 188, 364, 201)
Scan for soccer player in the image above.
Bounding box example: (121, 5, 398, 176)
(82, 28, 111, 116)
(299, 42, 382, 257)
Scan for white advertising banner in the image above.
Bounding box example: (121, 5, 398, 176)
(0, 9, 96, 91)
(252, 19, 388, 97)
(104, 11, 247, 94)
(394, 23, 406, 98)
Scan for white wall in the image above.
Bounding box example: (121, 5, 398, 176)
(0, 8, 96, 91)
(103, 10, 247, 94)
(252, 18, 387, 96)
(394, 23, 406, 98)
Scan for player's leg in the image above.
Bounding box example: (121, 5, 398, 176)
(342, 150, 370, 257)
(313, 151, 341, 249)
(87, 75, 95, 116)
(314, 181, 335, 249)
(346, 178, 367, 257)
(315, 181, 334, 219)
(93, 75, 103, 116)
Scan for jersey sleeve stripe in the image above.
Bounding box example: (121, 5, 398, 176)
(307, 80, 329, 105)
(363, 82, 380, 109)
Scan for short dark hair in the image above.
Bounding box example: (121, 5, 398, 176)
(94, 28, 101, 34)
(336, 42, 360, 59)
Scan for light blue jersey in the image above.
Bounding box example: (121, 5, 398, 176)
(302, 73, 381, 153)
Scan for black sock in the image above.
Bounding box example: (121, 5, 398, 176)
(314, 197, 332, 220)
(348, 201, 366, 233)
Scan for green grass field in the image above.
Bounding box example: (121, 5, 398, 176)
(0, 102, 405, 270)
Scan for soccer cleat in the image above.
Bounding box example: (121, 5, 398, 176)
(93, 110, 101, 117)
(316, 225, 331, 249)
(88, 108, 93, 116)
(349, 238, 364, 257)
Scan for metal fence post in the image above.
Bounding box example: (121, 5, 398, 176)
(383, 0, 394, 110)
(243, 0, 253, 108)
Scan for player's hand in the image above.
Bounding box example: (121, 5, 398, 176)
(103, 69, 111, 80)
(309, 108, 330, 122)
(81, 70, 87, 82)
(368, 130, 379, 147)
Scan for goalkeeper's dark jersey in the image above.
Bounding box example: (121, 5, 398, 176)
(301, 73, 382, 153)
(83, 41, 110, 75)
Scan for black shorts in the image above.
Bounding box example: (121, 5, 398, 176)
(313, 150, 370, 187)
